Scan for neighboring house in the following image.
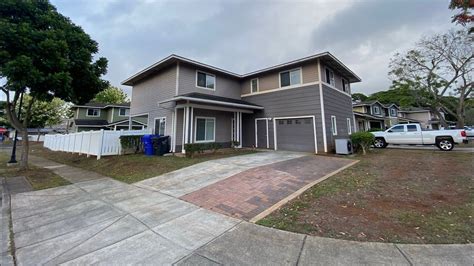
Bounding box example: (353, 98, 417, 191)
(353, 101, 418, 131)
(71, 103, 147, 132)
(399, 107, 445, 130)
(122, 52, 361, 153)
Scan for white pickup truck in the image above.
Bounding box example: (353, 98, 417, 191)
(371, 123, 467, 151)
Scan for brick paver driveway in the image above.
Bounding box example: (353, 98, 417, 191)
(181, 155, 355, 220)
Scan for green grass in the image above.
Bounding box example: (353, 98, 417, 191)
(30, 144, 258, 183)
(0, 153, 70, 190)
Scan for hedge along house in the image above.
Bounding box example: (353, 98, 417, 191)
(122, 52, 361, 154)
(71, 103, 147, 132)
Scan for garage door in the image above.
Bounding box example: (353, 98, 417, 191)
(275, 118, 315, 152)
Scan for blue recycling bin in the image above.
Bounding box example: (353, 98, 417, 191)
(142, 134, 159, 156)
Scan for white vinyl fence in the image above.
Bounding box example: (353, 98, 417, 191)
(43, 129, 151, 159)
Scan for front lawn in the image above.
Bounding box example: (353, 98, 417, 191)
(0, 153, 70, 190)
(257, 149, 473, 244)
(30, 143, 258, 184)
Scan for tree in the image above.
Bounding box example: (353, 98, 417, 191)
(0, 0, 108, 169)
(449, 0, 474, 33)
(351, 93, 368, 102)
(367, 83, 427, 107)
(20, 95, 69, 140)
(389, 29, 473, 128)
(92, 86, 129, 104)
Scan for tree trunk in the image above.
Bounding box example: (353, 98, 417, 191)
(456, 95, 465, 128)
(20, 130, 29, 170)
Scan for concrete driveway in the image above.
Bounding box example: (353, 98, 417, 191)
(5, 152, 473, 265)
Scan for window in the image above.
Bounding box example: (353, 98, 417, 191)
(331, 115, 337, 136)
(389, 125, 405, 132)
(373, 106, 380, 115)
(279, 120, 284, 125)
(87, 108, 100, 117)
(195, 117, 215, 142)
(196, 71, 216, 90)
(295, 119, 301, 124)
(118, 108, 130, 116)
(325, 68, 335, 85)
(287, 119, 292, 125)
(251, 78, 259, 93)
(390, 108, 396, 117)
(407, 125, 417, 132)
(154, 117, 166, 135)
(280, 68, 301, 87)
(347, 118, 352, 134)
(342, 79, 349, 92)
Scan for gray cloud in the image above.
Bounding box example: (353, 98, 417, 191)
(50, 0, 458, 97)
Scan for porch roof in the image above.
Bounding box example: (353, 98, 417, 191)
(353, 111, 385, 121)
(160, 92, 264, 110)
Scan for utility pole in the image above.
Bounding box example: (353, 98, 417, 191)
(8, 92, 24, 164)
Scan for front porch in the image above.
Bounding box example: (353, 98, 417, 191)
(160, 93, 263, 154)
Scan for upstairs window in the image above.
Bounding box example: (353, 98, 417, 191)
(390, 108, 396, 117)
(280, 68, 301, 87)
(196, 71, 215, 90)
(373, 106, 380, 115)
(342, 79, 349, 92)
(251, 78, 259, 93)
(87, 108, 100, 117)
(326, 68, 335, 85)
(119, 108, 130, 116)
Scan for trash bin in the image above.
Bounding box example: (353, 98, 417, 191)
(152, 136, 170, 156)
(142, 134, 159, 156)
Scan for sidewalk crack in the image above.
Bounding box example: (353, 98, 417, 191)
(295, 235, 307, 266)
(394, 244, 413, 266)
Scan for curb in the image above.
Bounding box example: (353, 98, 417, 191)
(1, 178, 15, 266)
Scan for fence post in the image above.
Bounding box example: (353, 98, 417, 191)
(97, 129, 105, 160)
(119, 129, 124, 155)
(73, 133, 77, 153)
(87, 131, 92, 158)
(79, 132, 84, 155)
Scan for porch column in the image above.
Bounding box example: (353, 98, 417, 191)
(128, 115, 132, 130)
(233, 112, 237, 142)
(189, 107, 194, 144)
(182, 106, 188, 154)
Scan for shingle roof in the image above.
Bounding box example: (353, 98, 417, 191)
(74, 102, 130, 108)
(74, 119, 108, 126)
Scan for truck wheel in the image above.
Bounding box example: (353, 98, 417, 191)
(436, 139, 454, 151)
(374, 138, 387, 148)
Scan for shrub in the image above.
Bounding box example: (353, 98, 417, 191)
(351, 132, 375, 155)
(231, 141, 240, 148)
(184, 142, 222, 158)
(368, 128, 384, 132)
(119, 135, 144, 154)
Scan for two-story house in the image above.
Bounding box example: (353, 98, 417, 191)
(71, 103, 147, 132)
(122, 52, 361, 153)
(399, 107, 445, 129)
(353, 101, 401, 131)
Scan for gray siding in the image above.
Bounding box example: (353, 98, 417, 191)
(322, 84, 354, 152)
(130, 64, 177, 135)
(178, 63, 242, 99)
(322, 64, 351, 94)
(242, 84, 324, 153)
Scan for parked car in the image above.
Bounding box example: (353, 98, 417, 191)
(463, 126, 474, 137)
(371, 123, 467, 151)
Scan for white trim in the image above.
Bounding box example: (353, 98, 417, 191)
(241, 82, 319, 97)
(190, 107, 194, 142)
(278, 67, 302, 88)
(153, 117, 167, 135)
(318, 60, 328, 153)
(194, 116, 216, 143)
(325, 67, 335, 86)
(331, 115, 338, 136)
(76, 109, 79, 119)
(238, 112, 242, 148)
(86, 108, 101, 117)
(175, 61, 180, 96)
(195, 70, 216, 91)
(255, 118, 270, 149)
(272, 115, 318, 154)
(130, 112, 149, 118)
(347, 117, 352, 135)
(172, 109, 177, 152)
(111, 108, 115, 123)
(160, 96, 263, 110)
(181, 107, 186, 153)
(176, 103, 253, 114)
(250, 78, 259, 93)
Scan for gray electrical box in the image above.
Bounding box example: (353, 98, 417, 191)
(335, 139, 353, 155)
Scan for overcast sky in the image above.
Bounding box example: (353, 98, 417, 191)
(51, 0, 458, 96)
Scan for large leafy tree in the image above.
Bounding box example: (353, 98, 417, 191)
(389, 29, 473, 128)
(449, 0, 474, 33)
(367, 82, 428, 108)
(0, 0, 108, 169)
(351, 93, 368, 102)
(93, 86, 129, 104)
